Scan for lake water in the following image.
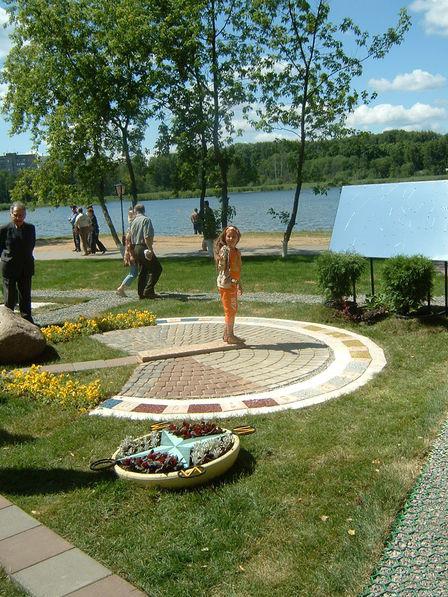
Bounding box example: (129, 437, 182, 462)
(0, 187, 341, 238)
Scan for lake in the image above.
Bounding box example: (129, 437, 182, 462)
(0, 187, 341, 238)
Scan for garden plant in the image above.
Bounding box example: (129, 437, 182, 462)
(316, 251, 367, 304)
(382, 254, 435, 315)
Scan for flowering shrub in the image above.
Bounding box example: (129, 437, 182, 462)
(168, 421, 225, 439)
(41, 320, 99, 343)
(41, 309, 156, 343)
(0, 365, 102, 412)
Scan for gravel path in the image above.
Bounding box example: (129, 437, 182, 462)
(32, 289, 324, 325)
(32, 288, 447, 326)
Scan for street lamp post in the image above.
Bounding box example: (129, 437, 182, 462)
(115, 181, 126, 245)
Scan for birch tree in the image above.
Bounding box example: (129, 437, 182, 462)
(250, 0, 410, 256)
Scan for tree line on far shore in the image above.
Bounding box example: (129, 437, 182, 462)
(2, 127, 446, 208)
(132, 129, 448, 195)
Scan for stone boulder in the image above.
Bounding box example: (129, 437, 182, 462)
(0, 306, 47, 364)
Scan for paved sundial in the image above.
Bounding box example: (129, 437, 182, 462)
(90, 316, 386, 421)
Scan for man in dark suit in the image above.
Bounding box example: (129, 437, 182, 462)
(0, 201, 36, 323)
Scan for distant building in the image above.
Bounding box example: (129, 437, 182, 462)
(0, 152, 38, 174)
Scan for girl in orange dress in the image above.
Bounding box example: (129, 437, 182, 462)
(215, 225, 245, 344)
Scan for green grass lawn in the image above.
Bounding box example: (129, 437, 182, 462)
(2, 259, 448, 596)
(33, 255, 446, 297)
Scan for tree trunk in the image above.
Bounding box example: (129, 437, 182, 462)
(218, 157, 229, 229)
(210, 0, 228, 229)
(122, 128, 138, 206)
(96, 177, 121, 249)
(283, 106, 307, 258)
(199, 131, 208, 213)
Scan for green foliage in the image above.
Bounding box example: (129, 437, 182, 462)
(383, 255, 435, 315)
(364, 292, 391, 311)
(120, 131, 448, 195)
(248, 1, 410, 252)
(317, 251, 366, 302)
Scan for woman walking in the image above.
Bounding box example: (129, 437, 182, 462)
(116, 209, 137, 297)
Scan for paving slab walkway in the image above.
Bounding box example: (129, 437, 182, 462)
(0, 496, 145, 596)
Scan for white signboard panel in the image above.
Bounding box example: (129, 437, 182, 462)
(330, 181, 448, 260)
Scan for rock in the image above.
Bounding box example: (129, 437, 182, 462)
(0, 306, 46, 364)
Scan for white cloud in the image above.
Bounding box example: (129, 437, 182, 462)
(232, 117, 253, 132)
(0, 82, 8, 99)
(410, 0, 448, 36)
(369, 69, 446, 92)
(253, 131, 297, 143)
(347, 102, 447, 131)
(0, 7, 13, 58)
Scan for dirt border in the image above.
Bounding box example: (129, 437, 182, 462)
(34, 232, 330, 260)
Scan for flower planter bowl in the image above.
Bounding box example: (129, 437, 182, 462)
(112, 430, 240, 489)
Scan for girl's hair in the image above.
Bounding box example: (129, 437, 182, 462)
(214, 225, 241, 261)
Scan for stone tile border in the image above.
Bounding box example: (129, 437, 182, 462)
(0, 498, 145, 596)
(90, 316, 386, 421)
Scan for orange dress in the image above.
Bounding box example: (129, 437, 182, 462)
(217, 246, 241, 323)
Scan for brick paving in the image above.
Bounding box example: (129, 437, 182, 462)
(109, 323, 332, 401)
(91, 316, 386, 420)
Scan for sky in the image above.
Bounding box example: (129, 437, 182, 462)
(0, 0, 447, 155)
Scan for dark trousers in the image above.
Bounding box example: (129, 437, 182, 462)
(134, 245, 162, 298)
(72, 227, 80, 251)
(3, 275, 33, 323)
(89, 230, 106, 253)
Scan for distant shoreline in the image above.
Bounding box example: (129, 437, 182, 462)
(4, 174, 448, 212)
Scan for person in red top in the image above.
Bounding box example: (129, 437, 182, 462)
(215, 225, 245, 344)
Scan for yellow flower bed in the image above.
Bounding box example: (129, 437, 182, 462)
(0, 365, 102, 412)
(41, 309, 156, 343)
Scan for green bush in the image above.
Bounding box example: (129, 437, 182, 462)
(316, 251, 366, 303)
(383, 255, 435, 315)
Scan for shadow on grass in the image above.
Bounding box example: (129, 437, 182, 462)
(0, 429, 36, 447)
(197, 447, 256, 492)
(0, 448, 256, 496)
(415, 307, 448, 329)
(0, 467, 100, 495)
(33, 344, 61, 365)
(0, 345, 61, 369)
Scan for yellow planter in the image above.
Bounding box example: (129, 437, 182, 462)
(113, 430, 240, 489)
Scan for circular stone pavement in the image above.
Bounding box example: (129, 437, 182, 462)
(90, 316, 386, 420)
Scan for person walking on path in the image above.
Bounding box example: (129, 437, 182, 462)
(68, 205, 80, 252)
(130, 203, 162, 299)
(87, 206, 107, 254)
(116, 209, 138, 297)
(215, 225, 244, 344)
(202, 200, 218, 257)
(190, 208, 201, 234)
(74, 207, 92, 255)
(0, 201, 36, 323)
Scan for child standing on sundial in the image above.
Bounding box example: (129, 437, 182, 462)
(215, 225, 245, 344)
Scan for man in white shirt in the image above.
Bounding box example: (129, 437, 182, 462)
(129, 204, 162, 298)
(74, 207, 92, 255)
